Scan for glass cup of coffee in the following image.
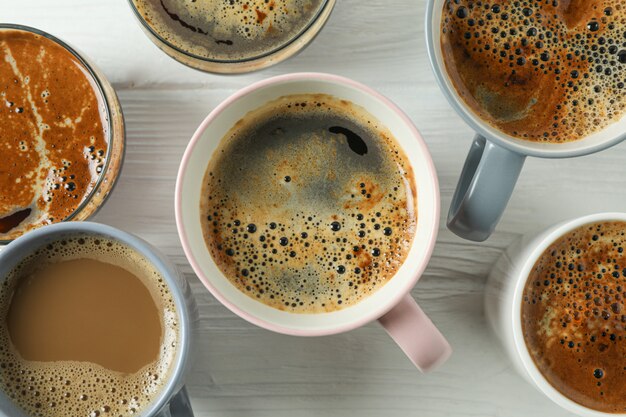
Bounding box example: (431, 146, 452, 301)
(0, 25, 125, 244)
(0, 222, 197, 417)
(486, 212, 626, 416)
(425, 0, 626, 242)
(126, 0, 336, 74)
(176, 73, 452, 372)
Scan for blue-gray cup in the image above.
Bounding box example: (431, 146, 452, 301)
(0, 222, 196, 417)
(425, 0, 626, 242)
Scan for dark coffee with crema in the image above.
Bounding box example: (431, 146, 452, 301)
(522, 221, 626, 413)
(0, 29, 109, 240)
(441, 0, 626, 142)
(0, 236, 180, 417)
(131, 0, 326, 61)
(201, 94, 417, 313)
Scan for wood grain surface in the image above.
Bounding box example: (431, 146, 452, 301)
(6, 1, 626, 416)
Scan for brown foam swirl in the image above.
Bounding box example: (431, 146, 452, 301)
(201, 94, 417, 313)
(523, 221, 626, 413)
(0, 29, 109, 240)
(441, 0, 626, 142)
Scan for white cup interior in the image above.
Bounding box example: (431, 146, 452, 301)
(176, 74, 439, 335)
(511, 213, 626, 416)
(426, 0, 626, 158)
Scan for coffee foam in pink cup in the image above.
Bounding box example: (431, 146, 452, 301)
(175, 73, 451, 372)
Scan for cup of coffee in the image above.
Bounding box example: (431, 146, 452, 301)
(426, 0, 626, 241)
(127, 0, 336, 74)
(486, 212, 626, 415)
(0, 222, 196, 417)
(176, 73, 452, 372)
(0, 25, 125, 244)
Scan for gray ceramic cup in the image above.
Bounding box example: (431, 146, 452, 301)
(425, 0, 626, 242)
(0, 222, 196, 417)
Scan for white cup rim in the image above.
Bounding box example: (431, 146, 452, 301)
(511, 212, 626, 416)
(175, 72, 441, 336)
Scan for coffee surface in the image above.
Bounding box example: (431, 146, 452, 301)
(441, 0, 626, 142)
(201, 94, 417, 313)
(131, 0, 325, 61)
(522, 221, 626, 413)
(8, 259, 161, 375)
(0, 29, 109, 240)
(0, 236, 179, 417)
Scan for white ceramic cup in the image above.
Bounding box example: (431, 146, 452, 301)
(485, 212, 626, 416)
(176, 73, 452, 372)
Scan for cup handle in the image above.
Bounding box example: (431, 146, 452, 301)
(156, 386, 194, 417)
(378, 295, 452, 372)
(447, 135, 526, 242)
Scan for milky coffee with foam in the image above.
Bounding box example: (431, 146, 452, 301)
(130, 0, 326, 62)
(201, 94, 417, 313)
(522, 221, 626, 413)
(0, 236, 179, 417)
(441, 0, 626, 142)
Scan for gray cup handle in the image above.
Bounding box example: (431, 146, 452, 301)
(447, 135, 526, 242)
(156, 386, 194, 417)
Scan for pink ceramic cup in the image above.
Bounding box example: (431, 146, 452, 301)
(175, 73, 452, 372)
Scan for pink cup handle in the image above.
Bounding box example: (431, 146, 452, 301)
(379, 295, 452, 372)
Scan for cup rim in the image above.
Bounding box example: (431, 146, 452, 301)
(424, 0, 626, 159)
(0, 222, 191, 417)
(175, 72, 441, 336)
(0, 24, 119, 244)
(510, 212, 626, 416)
(126, 0, 334, 65)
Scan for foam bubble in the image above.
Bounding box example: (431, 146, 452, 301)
(0, 236, 179, 417)
(201, 94, 417, 313)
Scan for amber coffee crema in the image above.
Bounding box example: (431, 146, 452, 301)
(201, 94, 417, 313)
(131, 0, 325, 61)
(522, 221, 626, 413)
(441, 0, 626, 142)
(0, 236, 179, 417)
(0, 29, 109, 240)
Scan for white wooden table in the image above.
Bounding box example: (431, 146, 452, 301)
(7, 1, 622, 416)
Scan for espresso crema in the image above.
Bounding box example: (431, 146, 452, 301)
(201, 94, 417, 313)
(0, 29, 109, 240)
(441, 0, 626, 142)
(131, 0, 326, 61)
(523, 221, 626, 413)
